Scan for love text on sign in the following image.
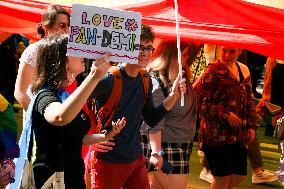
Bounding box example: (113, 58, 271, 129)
(67, 4, 141, 64)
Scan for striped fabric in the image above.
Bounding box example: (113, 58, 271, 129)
(0, 94, 19, 159)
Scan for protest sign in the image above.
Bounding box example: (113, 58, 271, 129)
(67, 4, 141, 64)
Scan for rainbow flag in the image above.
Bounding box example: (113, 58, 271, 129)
(0, 94, 19, 159)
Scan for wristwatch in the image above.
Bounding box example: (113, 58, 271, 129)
(151, 151, 164, 157)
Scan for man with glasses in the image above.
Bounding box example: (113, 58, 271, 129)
(89, 24, 186, 189)
(139, 44, 155, 54)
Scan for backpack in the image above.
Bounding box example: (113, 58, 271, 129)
(88, 66, 150, 134)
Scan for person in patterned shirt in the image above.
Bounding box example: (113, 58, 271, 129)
(194, 46, 258, 189)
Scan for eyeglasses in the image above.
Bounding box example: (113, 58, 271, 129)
(59, 23, 69, 29)
(139, 45, 155, 54)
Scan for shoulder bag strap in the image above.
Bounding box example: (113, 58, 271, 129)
(236, 62, 244, 83)
(98, 66, 123, 127)
(139, 69, 150, 102)
(153, 73, 168, 98)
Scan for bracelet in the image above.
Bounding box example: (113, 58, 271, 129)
(151, 151, 164, 157)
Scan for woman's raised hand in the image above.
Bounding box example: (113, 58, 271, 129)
(90, 53, 111, 80)
(171, 74, 187, 98)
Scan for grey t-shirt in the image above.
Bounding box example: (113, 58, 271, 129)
(141, 77, 197, 143)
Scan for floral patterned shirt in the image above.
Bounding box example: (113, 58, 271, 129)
(194, 60, 258, 148)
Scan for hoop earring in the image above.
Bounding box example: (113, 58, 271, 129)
(67, 71, 74, 83)
(71, 72, 74, 80)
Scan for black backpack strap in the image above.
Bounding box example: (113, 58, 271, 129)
(236, 62, 244, 83)
(27, 87, 50, 161)
(27, 125, 34, 162)
(153, 75, 168, 98)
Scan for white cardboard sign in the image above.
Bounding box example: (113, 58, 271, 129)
(67, 4, 141, 64)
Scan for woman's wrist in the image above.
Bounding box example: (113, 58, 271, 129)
(86, 73, 101, 84)
(169, 91, 179, 99)
(96, 133, 107, 143)
(151, 151, 164, 157)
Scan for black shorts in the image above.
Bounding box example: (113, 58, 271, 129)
(204, 143, 248, 177)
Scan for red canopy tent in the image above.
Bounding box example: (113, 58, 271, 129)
(0, 0, 284, 59)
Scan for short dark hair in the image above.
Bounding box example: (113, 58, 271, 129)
(141, 24, 155, 42)
(32, 34, 69, 93)
(37, 5, 70, 38)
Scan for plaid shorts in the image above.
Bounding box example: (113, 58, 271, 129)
(141, 134, 152, 161)
(141, 134, 193, 174)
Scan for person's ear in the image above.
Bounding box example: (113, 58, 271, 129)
(42, 25, 50, 36)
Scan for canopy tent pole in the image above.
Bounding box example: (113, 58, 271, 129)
(174, 0, 184, 106)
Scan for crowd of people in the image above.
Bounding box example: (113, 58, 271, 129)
(0, 4, 282, 189)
